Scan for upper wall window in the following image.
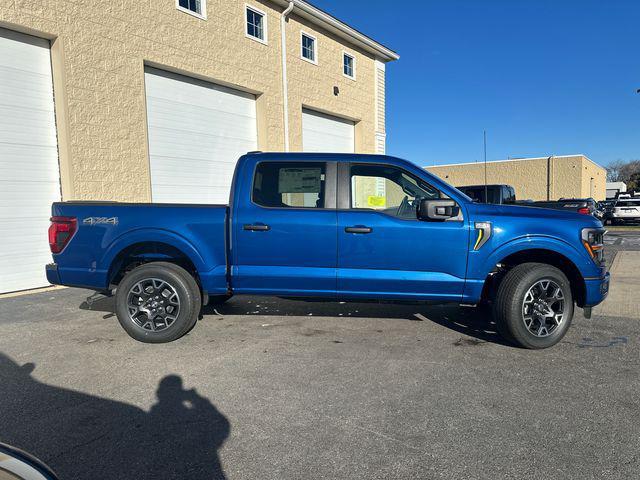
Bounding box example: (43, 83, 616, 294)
(246, 5, 267, 44)
(301, 32, 317, 64)
(177, 0, 206, 19)
(343, 52, 355, 79)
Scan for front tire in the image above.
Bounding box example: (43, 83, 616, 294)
(115, 262, 201, 343)
(494, 263, 573, 349)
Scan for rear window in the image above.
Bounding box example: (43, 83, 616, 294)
(617, 200, 640, 207)
(252, 162, 326, 208)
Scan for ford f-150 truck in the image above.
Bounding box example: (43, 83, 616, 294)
(46, 153, 609, 348)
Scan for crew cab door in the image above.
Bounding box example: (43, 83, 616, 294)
(337, 162, 469, 300)
(231, 159, 338, 296)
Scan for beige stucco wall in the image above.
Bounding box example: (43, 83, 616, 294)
(426, 155, 606, 201)
(0, 0, 385, 201)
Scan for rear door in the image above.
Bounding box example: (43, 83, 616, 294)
(337, 162, 469, 300)
(232, 159, 338, 296)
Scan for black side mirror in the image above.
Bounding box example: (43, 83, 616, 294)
(417, 199, 460, 221)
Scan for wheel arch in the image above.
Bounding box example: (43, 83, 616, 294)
(106, 239, 202, 288)
(482, 248, 587, 307)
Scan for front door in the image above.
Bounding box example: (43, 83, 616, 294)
(337, 162, 469, 301)
(232, 160, 338, 296)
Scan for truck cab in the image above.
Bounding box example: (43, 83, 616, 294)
(47, 153, 610, 349)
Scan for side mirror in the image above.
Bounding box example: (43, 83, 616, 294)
(417, 199, 460, 221)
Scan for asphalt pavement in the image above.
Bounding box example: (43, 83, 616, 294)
(0, 238, 638, 479)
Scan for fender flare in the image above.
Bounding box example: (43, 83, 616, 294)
(100, 228, 207, 275)
(474, 235, 592, 281)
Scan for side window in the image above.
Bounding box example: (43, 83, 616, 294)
(350, 164, 442, 219)
(253, 162, 326, 208)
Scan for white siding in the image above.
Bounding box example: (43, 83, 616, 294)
(144, 67, 257, 204)
(0, 28, 60, 293)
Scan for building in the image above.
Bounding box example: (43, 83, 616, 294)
(606, 182, 627, 199)
(426, 155, 606, 202)
(0, 0, 398, 293)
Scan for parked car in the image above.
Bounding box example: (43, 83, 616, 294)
(457, 184, 516, 205)
(610, 195, 640, 224)
(598, 200, 617, 225)
(46, 153, 609, 349)
(528, 198, 602, 219)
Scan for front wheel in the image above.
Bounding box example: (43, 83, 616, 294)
(494, 263, 573, 349)
(115, 262, 201, 343)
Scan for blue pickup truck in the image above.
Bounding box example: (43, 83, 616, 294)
(46, 153, 609, 348)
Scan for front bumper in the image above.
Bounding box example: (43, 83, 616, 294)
(584, 272, 610, 307)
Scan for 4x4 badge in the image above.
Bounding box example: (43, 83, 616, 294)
(83, 217, 118, 226)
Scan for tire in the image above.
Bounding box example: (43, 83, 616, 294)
(494, 263, 573, 349)
(115, 262, 201, 343)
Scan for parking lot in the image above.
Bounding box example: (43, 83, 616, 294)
(1, 232, 639, 480)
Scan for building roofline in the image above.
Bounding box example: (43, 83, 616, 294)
(271, 0, 399, 62)
(425, 154, 605, 171)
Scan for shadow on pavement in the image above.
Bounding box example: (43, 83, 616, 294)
(0, 353, 230, 479)
(81, 294, 512, 347)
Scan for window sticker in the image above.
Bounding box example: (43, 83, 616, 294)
(368, 196, 386, 207)
(278, 168, 322, 193)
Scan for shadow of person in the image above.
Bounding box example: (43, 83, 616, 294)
(0, 353, 230, 479)
(147, 375, 230, 479)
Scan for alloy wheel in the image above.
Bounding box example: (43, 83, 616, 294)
(126, 278, 181, 332)
(521, 279, 566, 337)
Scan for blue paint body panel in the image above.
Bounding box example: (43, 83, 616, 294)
(47, 152, 609, 308)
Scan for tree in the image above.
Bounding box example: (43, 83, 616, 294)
(606, 159, 640, 183)
(628, 172, 640, 191)
(606, 160, 626, 182)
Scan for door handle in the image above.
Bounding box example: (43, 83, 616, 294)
(243, 223, 270, 231)
(345, 226, 372, 234)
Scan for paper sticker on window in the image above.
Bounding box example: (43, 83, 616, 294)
(278, 168, 322, 193)
(368, 196, 386, 207)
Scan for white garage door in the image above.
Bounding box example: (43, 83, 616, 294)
(0, 29, 60, 294)
(144, 67, 257, 204)
(302, 108, 354, 153)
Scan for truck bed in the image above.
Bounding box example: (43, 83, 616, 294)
(48, 202, 229, 294)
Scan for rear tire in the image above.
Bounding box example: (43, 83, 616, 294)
(115, 262, 201, 343)
(494, 263, 573, 349)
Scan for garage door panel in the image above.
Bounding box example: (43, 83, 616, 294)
(0, 28, 60, 293)
(144, 69, 255, 111)
(0, 108, 57, 146)
(147, 99, 256, 141)
(302, 108, 354, 153)
(0, 29, 51, 74)
(0, 144, 60, 181)
(0, 66, 56, 110)
(145, 67, 257, 205)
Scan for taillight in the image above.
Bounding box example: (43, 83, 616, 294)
(577, 207, 590, 215)
(48, 216, 77, 253)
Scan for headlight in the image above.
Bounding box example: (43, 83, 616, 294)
(581, 228, 605, 265)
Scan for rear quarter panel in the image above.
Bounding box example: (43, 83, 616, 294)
(51, 203, 228, 293)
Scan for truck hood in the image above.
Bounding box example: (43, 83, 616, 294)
(466, 202, 602, 229)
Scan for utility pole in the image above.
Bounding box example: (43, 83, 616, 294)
(483, 130, 488, 203)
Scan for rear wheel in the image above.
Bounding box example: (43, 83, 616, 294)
(494, 263, 573, 349)
(115, 262, 201, 343)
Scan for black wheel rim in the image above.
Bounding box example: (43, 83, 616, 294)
(126, 278, 181, 332)
(521, 279, 566, 337)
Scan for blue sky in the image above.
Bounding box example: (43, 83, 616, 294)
(312, 0, 640, 167)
